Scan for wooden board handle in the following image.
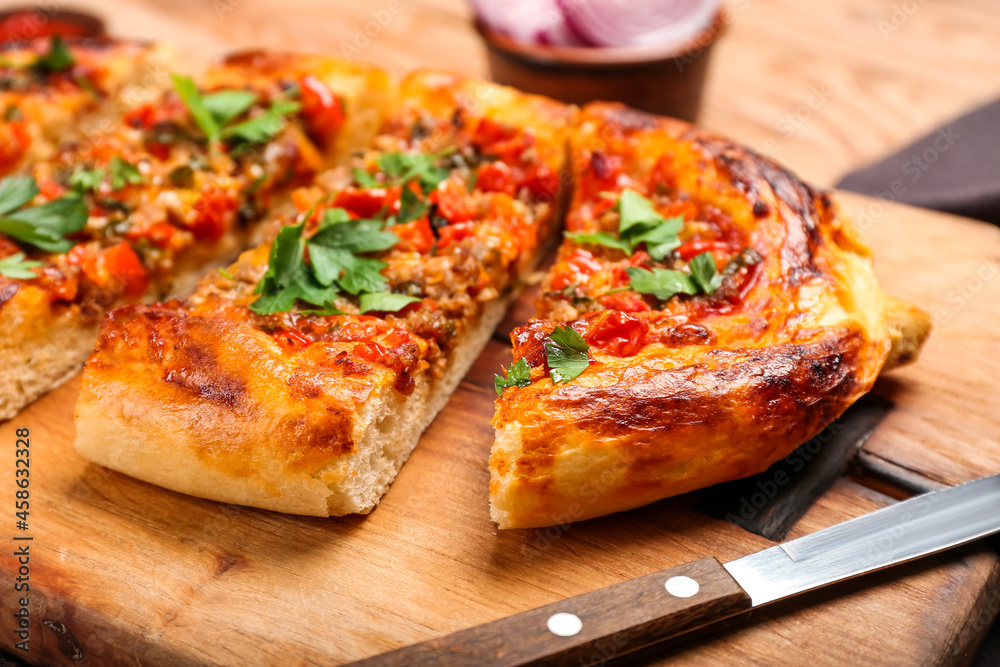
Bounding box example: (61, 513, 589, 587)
(353, 557, 752, 666)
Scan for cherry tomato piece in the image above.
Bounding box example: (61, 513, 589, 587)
(392, 216, 434, 254)
(675, 239, 730, 261)
(598, 291, 650, 313)
(476, 161, 516, 195)
(583, 310, 649, 357)
(334, 186, 401, 219)
(274, 329, 312, 352)
(102, 242, 149, 298)
(432, 180, 477, 223)
(189, 189, 236, 243)
(299, 75, 345, 150)
(436, 221, 476, 250)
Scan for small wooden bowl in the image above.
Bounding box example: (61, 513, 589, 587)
(475, 10, 725, 122)
(0, 6, 106, 43)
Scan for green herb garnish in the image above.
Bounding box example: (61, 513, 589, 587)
(376, 152, 450, 194)
(201, 90, 256, 127)
(308, 209, 397, 296)
(396, 186, 428, 224)
(0, 252, 43, 279)
(563, 231, 631, 255)
(250, 207, 408, 315)
(624, 251, 723, 303)
(545, 325, 590, 384)
(222, 99, 301, 144)
(494, 357, 531, 397)
(33, 36, 75, 74)
(0, 176, 87, 253)
(353, 168, 380, 189)
(0, 176, 38, 212)
(624, 266, 697, 302)
(565, 188, 682, 261)
(689, 251, 723, 294)
(249, 222, 341, 315)
(171, 74, 220, 142)
(171, 74, 299, 148)
(109, 156, 146, 191)
(68, 167, 103, 193)
(358, 291, 421, 314)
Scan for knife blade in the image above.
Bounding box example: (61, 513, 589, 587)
(352, 475, 1000, 667)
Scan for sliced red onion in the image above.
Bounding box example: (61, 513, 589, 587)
(469, 0, 585, 47)
(558, 0, 720, 49)
(472, 0, 720, 50)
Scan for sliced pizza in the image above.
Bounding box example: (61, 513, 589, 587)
(489, 103, 931, 529)
(0, 36, 174, 175)
(73, 71, 574, 516)
(0, 52, 392, 420)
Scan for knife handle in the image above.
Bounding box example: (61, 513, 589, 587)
(355, 557, 752, 667)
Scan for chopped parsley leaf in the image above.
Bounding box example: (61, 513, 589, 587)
(625, 252, 723, 303)
(353, 168, 380, 189)
(250, 207, 406, 315)
(0, 252, 43, 279)
(566, 188, 682, 261)
(564, 231, 631, 255)
(171, 75, 300, 148)
(358, 291, 421, 314)
(625, 266, 697, 302)
(396, 186, 428, 224)
(376, 152, 450, 194)
(689, 251, 724, 294)
(249, 222, 341, 315)
(33, 36, 75, 74)
(545, 325, 590, 384)
(109, 156, 146, 191)
(494, 357, 531, 397)
(68, 167, 103, 193)
(0, 176, 87, 253)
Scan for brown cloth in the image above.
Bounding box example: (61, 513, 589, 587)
(837, 98, 1000, 225)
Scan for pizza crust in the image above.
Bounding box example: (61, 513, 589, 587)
(74, 293, 512, 516)
(0, 219, 273, 421)
(0, 286, 95, 421)
(489, 103, 931, 529)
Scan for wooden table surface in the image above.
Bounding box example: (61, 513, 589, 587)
(2, 0, 1000, 665)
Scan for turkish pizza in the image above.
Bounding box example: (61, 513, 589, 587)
(0, 48, 392, 419)
(0, 36, 174, 175)
(489, 103, 930, 528)
(0, 44, 928, 526)
(72, 71, 574, 515)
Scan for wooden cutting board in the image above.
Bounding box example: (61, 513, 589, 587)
(1, 192, 999, 666)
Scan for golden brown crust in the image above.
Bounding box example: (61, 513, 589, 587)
(883, 295, 932, 370)
(73, 71, 575, 515)
(490, 103, 929, 529)
(75, 303, 394, 515)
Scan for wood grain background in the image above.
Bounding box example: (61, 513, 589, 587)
(1, 0, 999, 665)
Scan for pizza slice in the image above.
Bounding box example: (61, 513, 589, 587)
(0, 36, 175, 175)
(0, 53, 392, 420)
(72, 71, 574, 516)
(489, 103, 932, 529)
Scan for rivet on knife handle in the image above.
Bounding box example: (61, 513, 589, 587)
(351, 557, 752, 667)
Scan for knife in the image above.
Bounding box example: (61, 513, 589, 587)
(353, 475, 1000, 666)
